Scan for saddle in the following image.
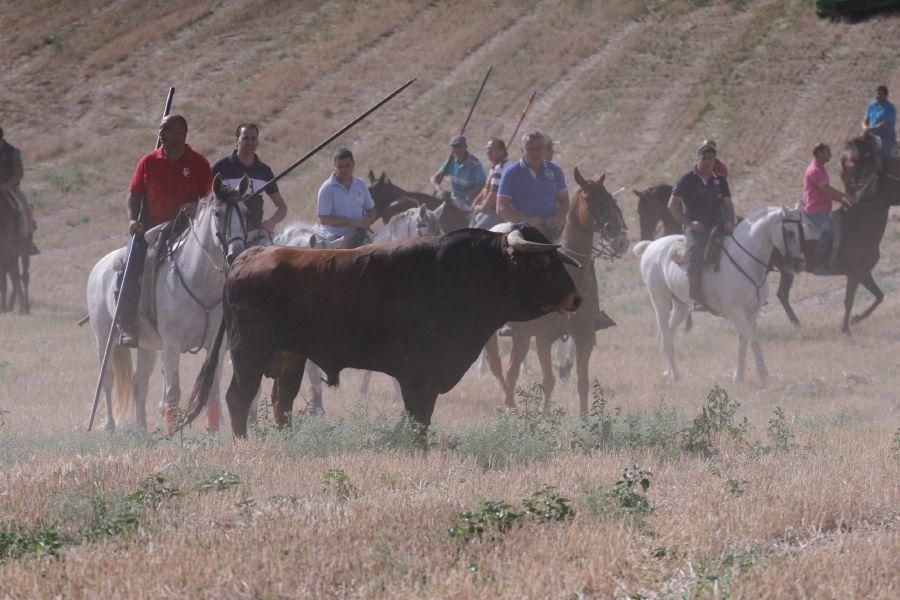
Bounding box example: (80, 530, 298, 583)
(668, 227, 726, 271)
(800, 209, 843, 269)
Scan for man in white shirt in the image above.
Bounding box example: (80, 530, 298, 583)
(317, 147, 375, 246)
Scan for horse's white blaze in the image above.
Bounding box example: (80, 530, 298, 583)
(638, 206, 803, 387)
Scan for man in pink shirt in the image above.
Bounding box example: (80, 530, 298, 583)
(802, 144, 852, 272)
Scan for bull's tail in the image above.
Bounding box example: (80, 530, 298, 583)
(632, 240, 651, 257)
(111, 345, 134, 424)
(182, 317, 226, 429)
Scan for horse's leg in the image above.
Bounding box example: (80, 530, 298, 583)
(503, 334, 531, 409)
(0, 266, 6, 312)
(842, 275, 860, 335)
(554, 337, 574, 380)
(730, 310, 767, 388)
(535, 335, 556, 412)
(776, 271, 800, 325)
(206, 353, 223, 432)
(305, 360, 324, 415)
(133, 349, 156, 429)
(734, 334, 748, 384)
(272, 368, 304, 429)
(225, 368, 264, 438)
(159, 343, 181, 430)
(573, 335, 594, 416)
(483, 333, 508, 400)
(651, 292, 679, 381)
(850, 271, 884, 325)
(19, 255, 29, 314)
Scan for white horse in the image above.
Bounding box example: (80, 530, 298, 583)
(273, 204, 443, 412)
(633, 206, 805, 387)
(86, 175, 248, 431)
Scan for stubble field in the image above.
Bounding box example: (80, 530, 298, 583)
(1, 0, 899, 597)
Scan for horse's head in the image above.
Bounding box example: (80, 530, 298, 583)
(841, 136, 880, 198)
(775, 206, 805, 273)
(210, 173, 249, 265)
(633, 185, 674, 241)
(367, 170, 406, 214)
(413, 203, 443, 237)
(573, 167, 629, 256)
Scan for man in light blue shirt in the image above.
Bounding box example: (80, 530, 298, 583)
(497, 131, 569, 240)
(317, 147, 375, 245)
(430, 135, 487, 211)
(862, 85, 896, 166)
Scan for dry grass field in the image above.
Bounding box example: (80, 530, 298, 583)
(1, 0, 899, 597)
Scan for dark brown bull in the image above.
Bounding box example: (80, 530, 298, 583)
(183, 225, 582, 437)
(0, 192, 29, 314)
(484, 168, 629, 415)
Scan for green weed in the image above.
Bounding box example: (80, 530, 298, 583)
(577, 466, 653, 528)
(322, 469, 358, 501)
(195, 470, 241, 493)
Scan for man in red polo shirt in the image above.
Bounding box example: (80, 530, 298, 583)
(117, 114, 212, 346)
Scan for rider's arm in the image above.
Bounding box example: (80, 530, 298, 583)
(548, 188, 569, 228)
(430, 161, 448, 194)
(496, 194, 528, 223)
(127, 191, 144, 234)
(722, 196, 736, 233)
(262, 190, 288, 232)
(667, 194, 691, 228)
(815, 180, 852, 206)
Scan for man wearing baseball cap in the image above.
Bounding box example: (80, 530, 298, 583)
(430, 134, 486, 213)
(668, 141, 736, 312)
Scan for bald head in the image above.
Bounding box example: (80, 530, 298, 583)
(158, 114, 188, 157)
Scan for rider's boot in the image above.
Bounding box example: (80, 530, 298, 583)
(117, 320, 139, 348)
(689, 269, 709, 312)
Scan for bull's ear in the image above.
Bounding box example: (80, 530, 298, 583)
(368, 170, 376, 184)
(574, 166, 587, 188)
(380, 172, 387, 185)
(238, 174, 250, 195)
(599, 171, 606, 185)
(633, 189, 644, 199)
(213, 173, 224, 196)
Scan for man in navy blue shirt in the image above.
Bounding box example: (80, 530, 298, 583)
(668, 142, 736, 311)
(497, 131, 569, 240)
(211, 123, 287, 246)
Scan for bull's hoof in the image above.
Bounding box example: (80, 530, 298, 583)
(850, 314, 864, 325)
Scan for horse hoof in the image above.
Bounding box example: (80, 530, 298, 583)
(850, 315, 863, 325)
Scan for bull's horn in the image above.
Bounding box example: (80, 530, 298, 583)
(611, 186, 626, 199)
(507, 228, 560, 253)
(557, 248, 582, 269)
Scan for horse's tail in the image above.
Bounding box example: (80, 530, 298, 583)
(111, 345, 134, 424)
(632, 240, 652, 257)
(183, 316, 227, 429)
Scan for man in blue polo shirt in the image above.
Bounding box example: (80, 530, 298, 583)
(862, 85, 897, 168)
(317, 147, 375, 247)
(497, 131, 568, 240)
(430, 135, 486, 212)
(668, 142, 736, 312)
(211, 123, 287, 246)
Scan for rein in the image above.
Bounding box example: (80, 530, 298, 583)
(562, 187, 626, 262)
(168, 197, 246, 353)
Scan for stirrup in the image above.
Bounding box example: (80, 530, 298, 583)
(117, 324, 139, 348)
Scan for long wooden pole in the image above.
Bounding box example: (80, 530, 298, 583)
(436, 67, 493, 183)
(88, 87, 174, 431)
(245, 78, 416, 203)
(506, 90, 537, 150)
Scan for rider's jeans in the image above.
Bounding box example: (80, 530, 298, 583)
(806, 210, 832, 263)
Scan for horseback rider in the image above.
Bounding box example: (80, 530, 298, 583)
(701, 139, 729, 178)
(316, 147, 375, 248)
(802, 143, 853, 274)
(211, 123, 286, 247)
(497, 131, 569, 241)
(0, 127, 39, 255)
(470, 137, 508, 230)
(862, 85, 896, 169)
(430, 135, 487, 212)
(668, 141, 736, 312)
(118, 114, 212, 347)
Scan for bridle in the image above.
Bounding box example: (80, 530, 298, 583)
(572, 186, 628, 261)
(171, 193, 248, 353)
(722, 211, 804, 291)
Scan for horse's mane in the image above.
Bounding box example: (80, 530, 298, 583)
(274, 220, 318, 246)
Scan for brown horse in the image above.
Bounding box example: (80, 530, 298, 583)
(484, 168, 629, 415)
(367, 170, 471, 232)
(0, 191, 29, 314)
(775, 136, 900, 333)
(634, 184, 679, 241)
